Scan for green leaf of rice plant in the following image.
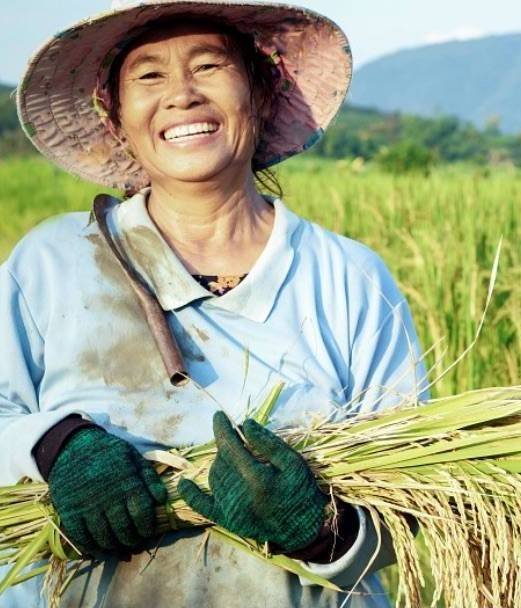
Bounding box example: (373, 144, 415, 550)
(2, 386, 521, 607)
(0, 523, 51, 594)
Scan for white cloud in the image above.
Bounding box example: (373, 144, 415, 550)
(424, 26, 486, 45)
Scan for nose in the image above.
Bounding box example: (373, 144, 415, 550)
(161, 72, 205, 110)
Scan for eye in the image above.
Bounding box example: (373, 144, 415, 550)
(197, 63, 219, 73)
(138, 71, 163, 80)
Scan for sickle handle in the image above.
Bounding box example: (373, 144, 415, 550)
(93, 194, 189, 386)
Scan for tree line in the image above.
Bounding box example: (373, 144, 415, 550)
(2, 83, 521, 172)
(312, 106, 521, 172)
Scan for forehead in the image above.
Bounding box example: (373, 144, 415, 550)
(121, 20, 236, 65)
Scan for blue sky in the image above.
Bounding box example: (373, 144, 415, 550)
(2, 0, 521, 84)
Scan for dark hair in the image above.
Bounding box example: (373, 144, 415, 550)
(105, 15, 283, 199)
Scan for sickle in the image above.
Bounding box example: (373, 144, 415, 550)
(93, 193, 189, 386)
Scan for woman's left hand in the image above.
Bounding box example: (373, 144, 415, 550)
(177, 411, 328, 553)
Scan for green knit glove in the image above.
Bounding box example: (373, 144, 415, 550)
(48, 427, 167, 555)
(178, 412, 328, 552)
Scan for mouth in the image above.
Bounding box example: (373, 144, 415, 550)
(160, 121, 221, 144)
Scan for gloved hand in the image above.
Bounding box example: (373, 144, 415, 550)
(178, 411, 328, 553)
(48, 427, 168, 555)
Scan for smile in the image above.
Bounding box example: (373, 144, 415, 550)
(162, 122, 220, 141)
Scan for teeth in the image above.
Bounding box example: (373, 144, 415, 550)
(164, 122, 219, 140)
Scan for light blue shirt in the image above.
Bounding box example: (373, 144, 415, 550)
(0, 190, 429, 607)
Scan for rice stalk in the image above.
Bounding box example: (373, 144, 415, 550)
(1, 386, 521, 607)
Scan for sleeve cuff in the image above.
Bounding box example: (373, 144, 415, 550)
(297, 505, 401, 589)
(32, 414, 100, 480)
(0, 409, 95, 484)
(297, 506, 368, 587)
(284, 500, 360, 563)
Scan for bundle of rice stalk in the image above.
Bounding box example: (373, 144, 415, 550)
(2, 384, 521, 608)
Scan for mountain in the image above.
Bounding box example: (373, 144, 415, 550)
(349, 33, 521, 134)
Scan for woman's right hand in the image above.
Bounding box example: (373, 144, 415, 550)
(177, 412, 328, 553)
(48, 427, 168, 555)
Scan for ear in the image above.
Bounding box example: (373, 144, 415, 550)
(109, 111, 125, 140)
(109, 121, 139, 163)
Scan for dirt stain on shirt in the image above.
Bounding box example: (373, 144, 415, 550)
(85, 233, 133, 293)
(154, 413, 184, 445)
(122, 225, 195, 296)
(79, 231, 167, 392)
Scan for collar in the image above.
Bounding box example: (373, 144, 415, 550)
(108, 189, 301, 323)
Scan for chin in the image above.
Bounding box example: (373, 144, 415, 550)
(153, 155, 250, 184)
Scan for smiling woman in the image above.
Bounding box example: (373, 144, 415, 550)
(105, 18, 278, 275)
(1, 1, 428, 607)
(103, 17, 279, 199)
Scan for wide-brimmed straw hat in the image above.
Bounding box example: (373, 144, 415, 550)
(17, 0, 352, 191)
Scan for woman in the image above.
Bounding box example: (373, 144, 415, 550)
(1, 1, 428, 606)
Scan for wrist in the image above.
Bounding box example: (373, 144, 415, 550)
(32, 415, 102, 481)
(282, 499, 360, 563)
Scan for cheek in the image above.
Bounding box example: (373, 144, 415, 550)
(119, 90, 156, 134)
(230, 89, 256, 132)
(120, 103, 143, 131)
(218, 69, 254, 124)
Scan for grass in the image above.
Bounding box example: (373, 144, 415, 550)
(0, 157, 113, 261)
(279, 157, 521, 397)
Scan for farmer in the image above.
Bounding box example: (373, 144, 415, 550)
(0, 0, 428, 606)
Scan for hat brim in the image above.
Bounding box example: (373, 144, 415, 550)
(17, 0, 352, 190)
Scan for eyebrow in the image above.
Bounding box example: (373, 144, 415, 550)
(126, 43, 231, 73)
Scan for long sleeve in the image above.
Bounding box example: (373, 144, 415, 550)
(0, 263, 90, 485)
(299, 250, 428, 591)
(347, 252, 430, 411)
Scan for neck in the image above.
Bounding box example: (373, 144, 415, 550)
(146, 172, 275, 275)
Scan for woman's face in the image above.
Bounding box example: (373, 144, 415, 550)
(117, 21, 260, 187)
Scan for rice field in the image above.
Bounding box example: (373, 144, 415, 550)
(1, 155, 519, 397)
(1, 155, 520, 605)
